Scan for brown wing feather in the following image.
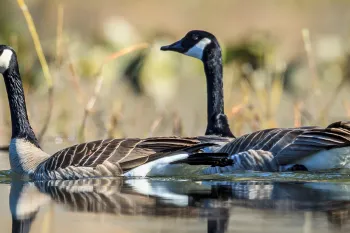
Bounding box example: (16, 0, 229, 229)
(218, 121, 350, 165)
(45, 136, 229, 173)
(275, 122, 350, 164)
(218, 128, 307, 154)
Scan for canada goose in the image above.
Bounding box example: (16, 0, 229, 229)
(161, 31, 234, 138)
(161, 31, 350, 172)
(174, 120, 350, 173)
(0, 45, 231, 180)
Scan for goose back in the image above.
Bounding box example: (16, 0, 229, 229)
(217, 122, 350, 165)
(32, 136, 230, 180)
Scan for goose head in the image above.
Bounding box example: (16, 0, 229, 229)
(161, 31, 234, 138)
(161, 30, 220, 62)
(0, 45, 15, 74)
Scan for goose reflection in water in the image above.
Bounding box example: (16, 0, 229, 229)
(9, 178, 350, 233)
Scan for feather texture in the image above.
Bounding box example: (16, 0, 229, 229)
(30, 136, 229, 180)
(183, 121, 350, 172)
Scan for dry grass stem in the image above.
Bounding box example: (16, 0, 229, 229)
(102, 43, 149, 67)
(78, 74, 103, 142)
(172, 112, 183, 136)
(78, 43, 149, 141)
(16, 0, 54, 143)
(270, 76, 283, 115)
(37, 87, 54, 142)
(148, 116, 163, 137)
(107, 114, 119, 138)
(56, 3, 64, 65)
(251, 111, 261, 132)
(293, 101, 302, 127)
(16, 0, 53, 87)
(302, 28, 319, 91)
(68, 61, 84, 103)
(229, 103, 245, 118)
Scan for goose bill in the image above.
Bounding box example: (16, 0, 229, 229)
(160, 40, 185, 53)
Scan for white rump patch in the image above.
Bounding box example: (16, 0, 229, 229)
(280, 147, 350, 171)
(0, 49, 13, 73)
(184, 38, 212, 59)
(123, 153, 189, 177)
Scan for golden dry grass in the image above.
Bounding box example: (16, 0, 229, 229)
(0, 0, 349, 152)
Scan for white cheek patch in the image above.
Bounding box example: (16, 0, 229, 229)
(0, 49, 13, 73)
(184, 38, 212, 60)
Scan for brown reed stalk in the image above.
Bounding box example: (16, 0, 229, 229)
(107, 113, 119, 138)
(148, 116, 163, 137)
(38, 87, 54, 142)
(172, 112, 183, 136)
(16, 0, 54, 143)
(68, 61, 84, 103)
(293, 101, 302, 127)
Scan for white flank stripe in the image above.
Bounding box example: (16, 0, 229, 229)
(284, 147, 350, 171)
(123, 153, 189, 177)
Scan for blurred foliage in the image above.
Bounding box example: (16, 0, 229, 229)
(122, 50, 148, 95)
(1, 0, 350, 150)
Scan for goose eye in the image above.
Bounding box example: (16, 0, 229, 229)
(192, 35, 199, 41)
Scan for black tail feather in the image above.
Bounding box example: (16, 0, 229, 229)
(182, 143, 220, 153)
(171, 153, 233, 167)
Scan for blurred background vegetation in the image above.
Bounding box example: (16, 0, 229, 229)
(1, 0, 350, 153)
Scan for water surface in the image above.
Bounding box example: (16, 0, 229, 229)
(0, 151, 350, 233)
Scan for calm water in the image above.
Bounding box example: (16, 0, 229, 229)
(0, 152, 350, 233)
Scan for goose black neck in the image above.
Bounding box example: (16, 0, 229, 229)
(3, 60, 40, 147)
(202, 44, 234, 138)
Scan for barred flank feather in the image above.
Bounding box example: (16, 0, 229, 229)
(182, 121, 350, 172)
(31, 136, 229, 180)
